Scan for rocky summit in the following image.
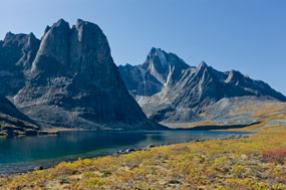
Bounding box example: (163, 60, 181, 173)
(119, 48, 286, 124)
(0, 32, 40, 97)
(0, 19, 157, 130)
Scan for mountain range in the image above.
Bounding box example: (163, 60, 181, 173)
(119, 48, 286, 126)
(1, 19, 285, 135)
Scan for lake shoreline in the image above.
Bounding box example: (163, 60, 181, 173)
(1, 126, 285, 189)
(0, 132, 250, 177)
(0, 120, 255, 139)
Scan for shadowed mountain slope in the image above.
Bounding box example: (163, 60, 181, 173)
(0, 19, 160, 130)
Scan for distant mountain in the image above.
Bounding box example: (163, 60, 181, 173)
(119, 48, 286, 123)
(119, 48, 190, 96)
(0, 19, 159, 130)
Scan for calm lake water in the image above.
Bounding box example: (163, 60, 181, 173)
(0, 130, 250, 174)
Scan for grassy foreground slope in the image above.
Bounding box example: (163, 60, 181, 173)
(1, 125, 286, 190)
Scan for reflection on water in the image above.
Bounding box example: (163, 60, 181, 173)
(0, 130, 250, 174)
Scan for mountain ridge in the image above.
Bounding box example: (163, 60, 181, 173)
(119, 48, 286, 124)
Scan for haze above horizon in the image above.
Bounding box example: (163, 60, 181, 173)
(0, 0, 285, 94)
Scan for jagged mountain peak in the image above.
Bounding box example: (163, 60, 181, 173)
(31, 18, 113, 77)
(2, 32, 38, 45)
(54, 18, 70, 28)
(147, 47, 166, 59)
(42, 19, 69, 38)
(3, 31, 14, 40)
(195, 61, 211, 75)
(75, 18, 96, 27)
(42, 19, 70, 37)
(197, 61, 208, 70)
(145, 47, 189, 69)
(71, 18, 110, 55)
(119, 49, 286, 123)
(27, 32, 37, 40)
(145, 47, 169, 70)
(58, 18, 69, 24)
(9, 18, 152, 129)
(73, 18, 101, 32)
(119, 48, 191, 97)
(143, 48, 190, 85)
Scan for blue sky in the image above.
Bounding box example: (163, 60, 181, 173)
(1, 0, 286, 94)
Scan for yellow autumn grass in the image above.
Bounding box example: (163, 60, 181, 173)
(1, 125, 286, 190)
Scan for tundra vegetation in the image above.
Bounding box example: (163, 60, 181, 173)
(0, 124, 285, 190)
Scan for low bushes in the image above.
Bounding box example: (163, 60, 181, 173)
(263, 148, 286, 164)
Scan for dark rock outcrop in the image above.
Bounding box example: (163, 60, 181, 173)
(0, 96, 39, 137)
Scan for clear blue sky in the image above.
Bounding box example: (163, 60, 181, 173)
(1, 0, 285, 94)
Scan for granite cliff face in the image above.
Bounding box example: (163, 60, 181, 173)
(0, 19, 155, 130)
(119, 48, 286, 123)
